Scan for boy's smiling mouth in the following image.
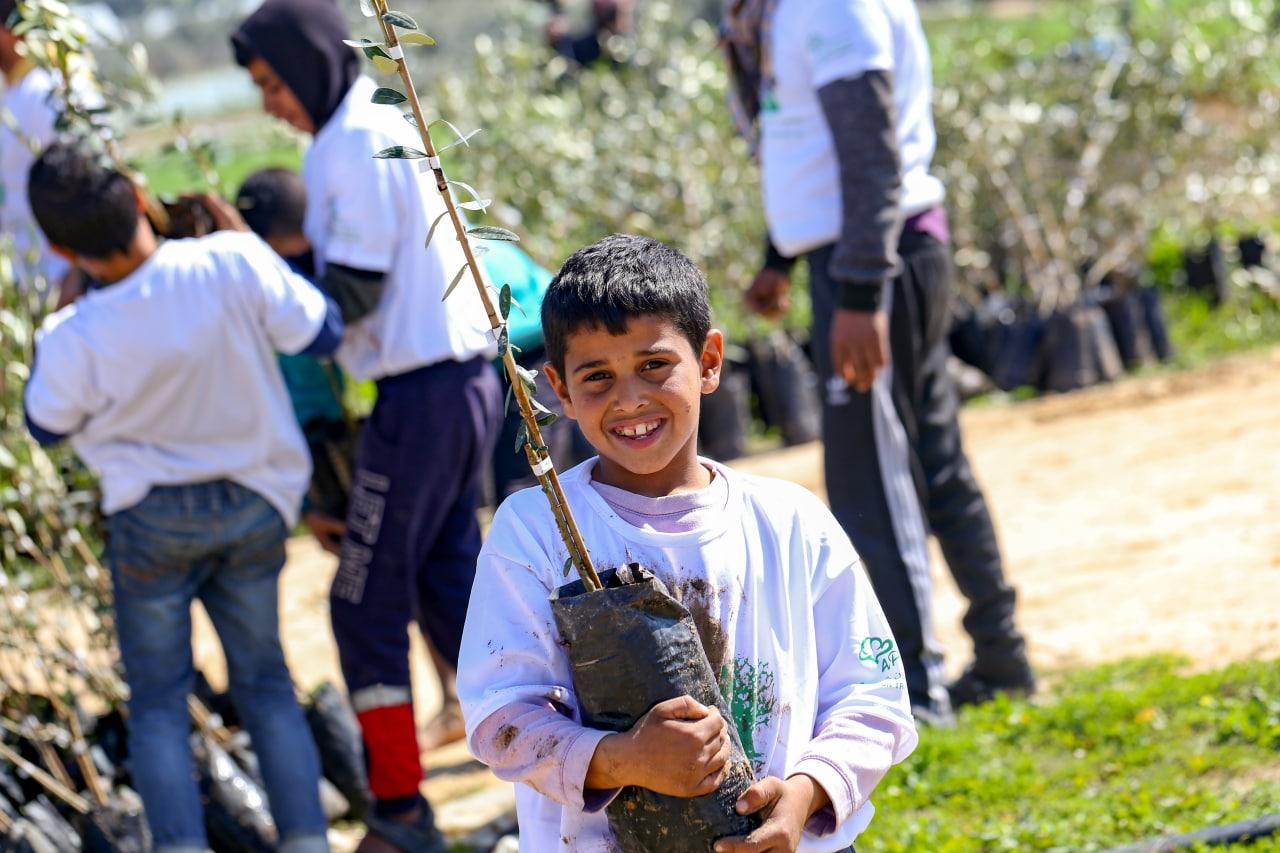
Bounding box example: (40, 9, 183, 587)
(611, 417, 665, 443)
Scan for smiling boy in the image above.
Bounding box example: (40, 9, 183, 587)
(457, 234, 917, 852)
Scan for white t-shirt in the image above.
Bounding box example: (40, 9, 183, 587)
(302, 75, 492, 381)
(0, 66, 68, 284)
(24, 232, 327, 525)
(761, 0, 945, 257)
(458, 459, 917, 853)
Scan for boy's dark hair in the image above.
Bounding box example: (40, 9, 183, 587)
(236, 167, 307, 240)
(28, 141, 139, 259)
(542, 234, 711, 375)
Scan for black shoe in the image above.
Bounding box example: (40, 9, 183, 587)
(947, 662, 1036, 708)
(365, 800, 448, 853)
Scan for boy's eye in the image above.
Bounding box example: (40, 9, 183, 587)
(642, 359, 670, 371)
(583, 371, 610, 382)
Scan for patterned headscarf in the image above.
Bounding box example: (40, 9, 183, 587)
(721, 0, 780, 154)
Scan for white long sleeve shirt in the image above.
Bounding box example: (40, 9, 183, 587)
(458, 459, 918, 852)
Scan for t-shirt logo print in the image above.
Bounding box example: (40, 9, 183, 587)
(718, 657, 778, 774)
(858, 637, 900, 673)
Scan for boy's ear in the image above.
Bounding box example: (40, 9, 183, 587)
(542, 362, 577, 421)
(699, 329, 725, 395)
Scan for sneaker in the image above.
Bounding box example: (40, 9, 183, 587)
(362, 800, 448, 853)
(947, 662, 1037, 708)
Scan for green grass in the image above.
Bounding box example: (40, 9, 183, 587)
(859, 655, 1280, 852)
(1166, 288, 1280, 368)
(137, 137, 303, 198)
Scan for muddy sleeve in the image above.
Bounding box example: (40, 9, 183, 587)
(470, 701, 618, 811)
(790, 500, 918, 834)
(817, 70, 904, 312)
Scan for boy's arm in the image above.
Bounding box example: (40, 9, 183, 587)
(236, 236, 344, 357)
(23, 325, 100, 446)
(791, 521, 918, 836)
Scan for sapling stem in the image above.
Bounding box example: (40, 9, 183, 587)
(0, 741, 90, 815)
(368, 1, 601, 591)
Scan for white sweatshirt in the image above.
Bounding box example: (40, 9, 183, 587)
(458, 459, 918, 852)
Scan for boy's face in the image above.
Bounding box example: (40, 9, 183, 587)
(545, 314, 723, 496)
(265, 232, 311, 259)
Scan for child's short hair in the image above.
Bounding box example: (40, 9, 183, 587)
(236, 168, 307, 240)
(28, 141, 139, 259)
(541, 234, 711, 375)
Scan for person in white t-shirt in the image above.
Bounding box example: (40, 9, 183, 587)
(22, 140, 337, 853)
(0, 0, 71, 290)
(724, 0, 1033, 723)
(232, 1, 502, 849)
(457, 234, 917, 853)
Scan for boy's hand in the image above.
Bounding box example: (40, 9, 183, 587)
(713, 775, 829, 853)
(190, 192, 251, 233)
(304, 510, 346, 555)
(745, 268, 791, 320)
(587, 696, 730, 797)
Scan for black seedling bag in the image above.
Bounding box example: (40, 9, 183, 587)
(18, 799, 77, 853)
(1, 818, 58, 853)
(551, 565, 760, 853)
(193, 736, 276, 853)
(306, 682, 372, 822)
(80, 798, 151, 853)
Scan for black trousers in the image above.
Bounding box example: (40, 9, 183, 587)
(807, 230, 1026, 712)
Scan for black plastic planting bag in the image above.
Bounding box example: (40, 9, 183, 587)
(1, 818, 58, 853)
(551, 565, 760, 852)
(79, 795, 151, 853)
(18, 799, 77, 853)
(305, 681, 372, 821)
(193, 735, 276, 853)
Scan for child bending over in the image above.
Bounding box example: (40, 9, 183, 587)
(23, 141, 339, 853)
(457, 234, 917, 852)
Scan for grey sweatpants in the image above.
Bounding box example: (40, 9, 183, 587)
(808, 229, 1025, 713)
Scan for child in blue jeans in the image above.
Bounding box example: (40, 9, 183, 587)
(22, 141, 339, 853)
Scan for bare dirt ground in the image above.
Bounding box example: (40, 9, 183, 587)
(191, 346, 1280, 842)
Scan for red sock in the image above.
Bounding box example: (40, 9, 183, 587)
(357, 703, 423, 800)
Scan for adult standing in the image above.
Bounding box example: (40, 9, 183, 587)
(0, 0, 71, 292)
(724, 0, 1034, 723)
(233, 2, 501, 849)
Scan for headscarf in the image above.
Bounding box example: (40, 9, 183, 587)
(232, 0, 360, 131)
(721, 0, 780, 154)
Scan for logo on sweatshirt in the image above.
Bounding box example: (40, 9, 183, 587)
(859, 636, 900, 673)
(719, 657, 778, 774)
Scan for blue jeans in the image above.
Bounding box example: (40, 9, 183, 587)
(108, 480, 328, 852)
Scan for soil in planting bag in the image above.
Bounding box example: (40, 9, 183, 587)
(305, 681, 372, 821)
(1237, 234, 1268, 270)
(1183, 239, 1229, 305)
(1, 818, 58, 853)
(748, 332, 821, 446)
(193, 735, 276, 853)
(1137, 287, 1175, 362)
(18, 799, 77, 853)
(1100, 289, 1152, 369)
(698, 363, 751, 463)
(550, 565, 760, 852)
(79, 794, 151, 853)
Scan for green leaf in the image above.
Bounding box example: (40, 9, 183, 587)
(362, 44, 390, 60)
(428, 118, 475, 149)
(467, 225, 521, 243)
(514, 420, 528, 454)
(403, 112, 418, 128)
(499, 283, 512, 320)
(424, 210, 449, 249)
(438, 128, 482, 153)
(562, 556, 573, 577)
(538, 411, 560, 428)
(343, 38, 382, 49)
(516, 365, 539, 398)
(459, 198, 492, 212)
(382, 9, 419, 29)
(372, 87, 407, 105)
(374, 145, 426, 159)
(496, 325, 509, 358)
(447, 179, 484, 205)
(504, 379, 515, 415)
(359, 0, 375, 16)
(370, 54, 400, 74)
(441, 264, 468, 301)
(399, 31, 436, 46)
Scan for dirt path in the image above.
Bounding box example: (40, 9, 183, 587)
(193, 347, 1280, 841)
